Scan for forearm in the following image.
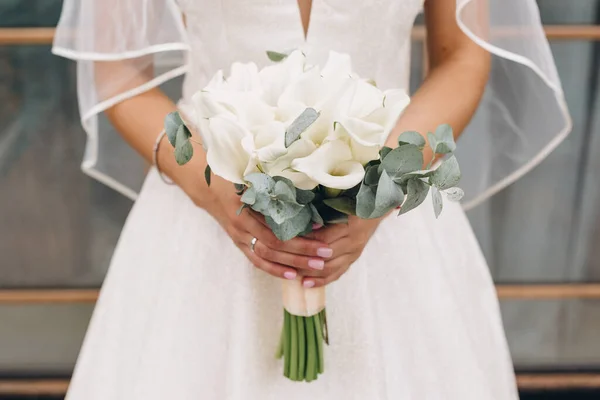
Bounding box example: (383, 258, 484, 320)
(104, 88, 212, 206)
(386, 52, 490, 164)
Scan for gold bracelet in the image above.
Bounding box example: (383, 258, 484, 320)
(152, 129, 175, 185)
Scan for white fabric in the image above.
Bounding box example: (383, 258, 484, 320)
(67, 169, 518, 399)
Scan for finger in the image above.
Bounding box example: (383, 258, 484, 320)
(302, 254, 352, 284)
(327, 237, 355, 260)
(246, 209, 270, 228)
(240, 245, 298, 281)
(240, 214, 334, 258)
(304, 223, 350, 244)
(249, 237, 326, 272)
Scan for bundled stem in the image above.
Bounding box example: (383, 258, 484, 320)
(278, 309, 327, 382)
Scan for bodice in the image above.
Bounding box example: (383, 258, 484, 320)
(177, 0, 424, 103)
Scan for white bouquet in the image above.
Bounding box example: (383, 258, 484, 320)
(163, 50, 463, 382)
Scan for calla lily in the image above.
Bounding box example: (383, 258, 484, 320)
(291, 139, 365, 189)
(249, 121, 288, 163)
(263, 139, 318, 190)
(260, 50, 306, 106)
(204, 115, 257, 184)
(337, 86, 410, 163)
(192, 90, 274, 128)
(226, 62, 263, 93)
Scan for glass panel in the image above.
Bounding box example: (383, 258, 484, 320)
(0, 0, 63, 28)
(0, 45, 132, 288)
(0, 303, 93, 375)
(502, 299, 600, 370)
(537, 0, 600, 25)
(468, 40, 600, 283)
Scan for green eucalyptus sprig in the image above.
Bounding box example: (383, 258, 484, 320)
(324, 124, 464, 220)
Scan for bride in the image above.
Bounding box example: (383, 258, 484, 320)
(53, 0, 570, 398)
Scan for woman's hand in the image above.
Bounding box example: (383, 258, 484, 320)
(200, 175, 334, 280)
(300, 216, 384, 288)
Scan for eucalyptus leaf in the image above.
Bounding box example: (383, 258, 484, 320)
(273, 180, 297, 203)
(430, 156, 461, 190)
(266, 206, 313, 241)
(432, 187, 443, 219)
(251, 192, 272, 213)
(364, 164, 381, 187)
(397, 131, 426, 149)
(266, 50, 289, 62)
(432, 124, 456, 154)
(245, 172, 275, 194)
(323, 197, 357, 216)
(309, 203, 324, 225)
(234, 183, 246, 195)
(398, 179, 430, 216)
(240, 187, 257, 205)
(268, 200, 304, 225)
(296, 188, 315, 205)
(393, 169, 434, 185)
(381, 144, 424, 179)
(285, 108, 320, 147)
(164, 111, 184, 147)
(427, 132, 437, 155)
(204, 165, 212, 186)
(356, 182, 377, 219)
(174, 125, 193, 165)
(445, 187, 465, 202)
(371, 170, 404, 218)
(379, 146, 393, 160)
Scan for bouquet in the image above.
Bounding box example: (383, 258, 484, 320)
(163, 50, 463, 382)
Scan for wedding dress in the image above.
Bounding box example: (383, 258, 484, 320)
(52, 0, 571, 398)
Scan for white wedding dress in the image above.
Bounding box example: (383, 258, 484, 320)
(62, 1, 520, 399)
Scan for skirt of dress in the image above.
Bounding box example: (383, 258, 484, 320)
(65, 168, 519, 400)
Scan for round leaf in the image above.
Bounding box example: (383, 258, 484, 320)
(431, 186, 443, 219)
(164, 111, 185, 147)
(430, 156, 461, 190)
(445, 187, 465, 202)
(174, 125, 194, 165)
(381, 144, 424, 179)
(397, 131, 426, 149)
(398, 179, 430, 216)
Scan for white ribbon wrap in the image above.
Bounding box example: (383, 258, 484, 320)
(282, 278, 326, 317)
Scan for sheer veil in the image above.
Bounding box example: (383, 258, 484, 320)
(52, 0, 571, 208)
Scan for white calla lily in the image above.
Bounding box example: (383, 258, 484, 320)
(204, 115, 257, 184)
(192, 90, 274, 127)
(227, 62, 263, 93)
(263, 139, 318, 190)
(291, 140, 365, 189)
(337, 86, 410, 164)
(250, 121, 288, 162)
(260, 50, 306, 106)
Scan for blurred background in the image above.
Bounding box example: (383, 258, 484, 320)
(0, 0, 599, 399)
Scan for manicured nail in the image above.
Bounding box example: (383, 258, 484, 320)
(317, 247, 333, 258)
(284, 271, 297, 280)
(303, 280, 315, 288)
(312, 223, 323, 230)
(308, 259, 325, 270)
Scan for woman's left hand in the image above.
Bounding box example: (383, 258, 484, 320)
(301, 216, 384, 288)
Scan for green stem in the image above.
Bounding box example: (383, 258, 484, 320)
(314, 314, 325, 374)
(275, 321, 284, 359)
(290, 315, 299, 380)
(297, 316, 306, 381)
(283, 310, 291, 377)
(305, 316, 317, 381)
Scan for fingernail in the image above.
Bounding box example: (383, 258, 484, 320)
(303, 280, 315, 288)
(312, 223, 323, 230)
(308, 259, 325, 270)
(317, 248, 333, 258)
(284, 271, 297, 280)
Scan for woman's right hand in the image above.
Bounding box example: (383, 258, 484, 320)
(200, 175, 334, 282)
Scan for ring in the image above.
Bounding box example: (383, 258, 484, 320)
(250, 237, 258, 253)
